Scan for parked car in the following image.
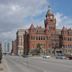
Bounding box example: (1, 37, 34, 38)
(43, 55, 51, 59)
(66, 55, 72, 60)
(56, 55, 66, 59)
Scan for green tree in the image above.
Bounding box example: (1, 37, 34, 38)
(0, 43, 2, 63)
(36, 43, 41, 55)
(0, 48, 2, 63)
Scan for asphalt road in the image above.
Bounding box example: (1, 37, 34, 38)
(4, 55, 72, 72)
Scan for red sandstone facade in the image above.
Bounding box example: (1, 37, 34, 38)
(61, 27, 72, 55)
(24, 9, 60, 55)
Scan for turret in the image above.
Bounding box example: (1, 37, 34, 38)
(29, 24, 35, 34)
(44, 6, 56, 33)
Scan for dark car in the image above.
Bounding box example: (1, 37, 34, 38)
(56, 55, 66, 59)
(55, 53, 66, 59)
(66, 55, 72, 60)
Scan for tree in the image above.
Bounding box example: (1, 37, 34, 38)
(0, 43, 2, 63)
(36, 43, 41, 55)
(30, 43, 41, 56)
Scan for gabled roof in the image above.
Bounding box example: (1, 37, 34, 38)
(29, 24, 35, 29)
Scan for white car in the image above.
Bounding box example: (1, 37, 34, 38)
(43, 55, 50, 59)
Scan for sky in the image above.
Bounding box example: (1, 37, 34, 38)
(0, 0, 72, 42)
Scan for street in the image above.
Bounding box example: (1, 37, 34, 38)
(4, 55, 72, 72)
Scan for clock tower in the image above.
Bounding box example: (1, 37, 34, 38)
(44, 6, 56, 33)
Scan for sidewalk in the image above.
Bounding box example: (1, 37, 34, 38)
(0, 63, 4, 72)
(0, 59, 8, 72)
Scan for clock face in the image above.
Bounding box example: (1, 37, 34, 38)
(50, 16, 53, 19)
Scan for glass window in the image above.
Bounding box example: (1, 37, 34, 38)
(39, 36, 40, 40)
(43, 36, 45, 40)
(41, 36, 42, 40)
(31, 36, 35, 40)
(46, 36, 48, 40)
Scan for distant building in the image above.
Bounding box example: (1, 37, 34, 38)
(7, 42, 10, 53)
(0, 43, 2, 50)
(11, 40, 17, 55)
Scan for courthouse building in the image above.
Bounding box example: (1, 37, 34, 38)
(12, 7, 72, 56)
(23, 8, 61, 56)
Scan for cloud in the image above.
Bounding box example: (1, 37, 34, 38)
(0, 0, 48, 41)
(55, 12, 72, 29)
(0, 29, 17, 41)
(1, 0, 72, 42)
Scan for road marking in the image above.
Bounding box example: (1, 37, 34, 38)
(44, 70, 47, 72)
(44, 70, 52, 72)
